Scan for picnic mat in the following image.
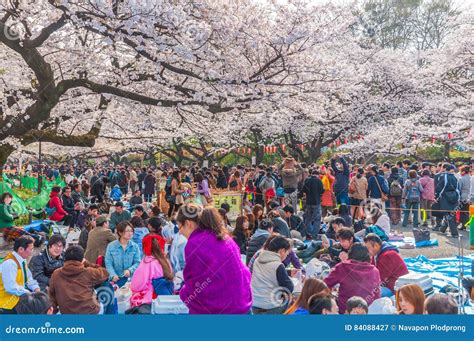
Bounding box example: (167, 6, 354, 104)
(404, 254, 473, 313)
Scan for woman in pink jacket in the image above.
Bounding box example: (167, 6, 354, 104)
(419, 170, 435, 227)
(130, 234, 172, 307)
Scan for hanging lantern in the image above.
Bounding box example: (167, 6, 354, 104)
(300, 144, 305, 151)
(336, 139, 341, 146)
(448, 132, 453, 140)
(281, 144, 286, 152)
(431, 136, 436, 144)
(272, 146, 277, 154)
(248, 148, 251, 155)
(344, 138, 348, 144)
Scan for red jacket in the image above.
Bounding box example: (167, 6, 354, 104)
(372, 243, 409, 292)
(48, 192, 68, 221)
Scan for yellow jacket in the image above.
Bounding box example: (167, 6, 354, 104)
(0, 252, 24, 309)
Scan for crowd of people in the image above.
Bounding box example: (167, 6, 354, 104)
(0, 154, 472, 315)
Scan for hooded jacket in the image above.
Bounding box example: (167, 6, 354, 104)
(324, 259, 381, 313)
(48, 260, 108, 314)
(251, 250, 294, 309)
(48, 191, 68, 222)
(372, 242, 408, 292)
(331, 157, 350, 194)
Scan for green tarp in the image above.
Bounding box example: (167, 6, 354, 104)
(0, 176, 66, 215)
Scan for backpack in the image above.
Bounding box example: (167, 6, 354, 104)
(45, 200, 56, 216)
(389, 180, 402, 197)
(406, 180, 421, 202)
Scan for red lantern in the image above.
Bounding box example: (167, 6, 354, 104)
(431, 136, 436, 144)
(336, 139, 341, 146)
(248, 148, 251, 155)
(448, 132, 453, 139)
(344, 138, 348, 144)
(300, 144, 305, 151)
(281, 144, 286, 152)
(272, 146, 277, 154)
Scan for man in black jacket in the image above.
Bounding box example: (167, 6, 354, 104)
(29, 235, 66, 291)
(245, 219, 273, 265)
(301, 169, 324, 239)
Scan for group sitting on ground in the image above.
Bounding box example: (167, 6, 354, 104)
(0, 155, 471, 315)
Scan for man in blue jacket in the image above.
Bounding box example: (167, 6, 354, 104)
(368, 166, 389, 208)
(331, 155, 350, 206)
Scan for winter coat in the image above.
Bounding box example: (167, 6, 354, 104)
(435, 172, 460, 213)
(419, 175, 435, 201)
(279, 164, 303, 190)
(272, 217, 291, 237)
(130, 256, 166, 307)
(143, 174, 156, 196)
(251, 250, 294, 309)
(368, 175, 389, 199)
(29, 248, 64, 291)
(350, 176, 368, 201)
(48, 260, 108, 314)
(180, 228, 252, 314)
(84, 226, 117, 263)
(331, 157, 350, 194)
(302, 175, 324, 206)
(0, 203, 15, 229)
(372, 242, 408, 292)
(48, 192, 68, 222)
(324, 259, 381, 313)
(246, 229, 270, 265)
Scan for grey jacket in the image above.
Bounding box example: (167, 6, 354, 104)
(251, 250, 285, 309)
(459, 174, 471, 202)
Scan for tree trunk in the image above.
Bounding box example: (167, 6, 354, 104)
(0, 144, 15, 180)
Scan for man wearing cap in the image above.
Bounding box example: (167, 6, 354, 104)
(84, 216, 117, 263)
(109, 202, 131, 232)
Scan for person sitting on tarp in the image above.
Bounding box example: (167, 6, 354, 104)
(319, 227, 362, 267)
(47, 186, 72, 226)
(324, 243, 381, 314)
(129, 190, 143, 210)
(0, 236, 40, 314)
(109, 201, 131, 232)
(49, 245, 109, 314)
(133, 205, 149, 221)
(29, 234, 66, 292)
(0, 193, 17, 241)
(130, 234, 173, 307)
(364, 233, 408, 298)
(296, 217, 347, 263)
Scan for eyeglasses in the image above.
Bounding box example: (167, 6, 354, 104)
(124, 229, 134, 233)
(50, 243, 64, 249)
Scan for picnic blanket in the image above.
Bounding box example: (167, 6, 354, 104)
(404, 254, 473, 313)
(389, 236, 439, 249)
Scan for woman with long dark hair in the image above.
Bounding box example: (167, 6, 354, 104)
(232, 215, 250, 254)
(167, 170, 184, 218)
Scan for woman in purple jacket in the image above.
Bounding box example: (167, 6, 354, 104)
(177, 204, 252, 314)
(324, 243, 381, 313)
